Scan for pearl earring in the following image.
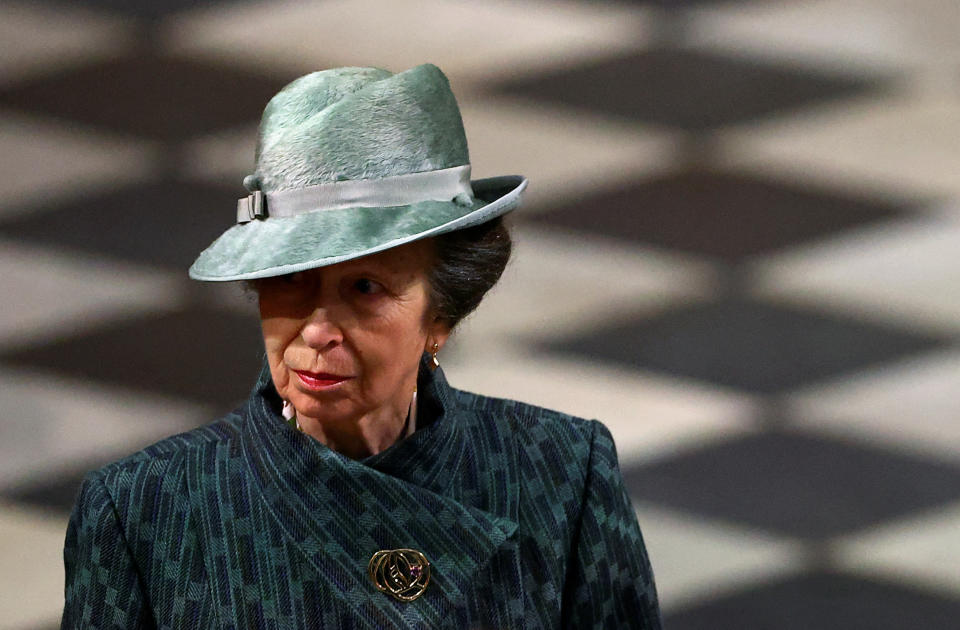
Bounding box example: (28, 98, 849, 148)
(282, 400, 301, 432)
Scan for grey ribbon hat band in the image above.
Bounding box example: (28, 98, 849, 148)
(192, 64, 526, 281)
(237, 164, 474, 223)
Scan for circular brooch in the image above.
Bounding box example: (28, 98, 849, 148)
(368, 548, 431, 602)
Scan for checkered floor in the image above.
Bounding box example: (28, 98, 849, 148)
(1, 0, 958, 628)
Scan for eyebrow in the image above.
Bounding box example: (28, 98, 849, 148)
(349, 256, 422, 276)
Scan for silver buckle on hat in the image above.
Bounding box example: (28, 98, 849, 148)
(236, 190, 265, 223)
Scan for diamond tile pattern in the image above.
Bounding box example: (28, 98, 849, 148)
(754, 217, 960, 334)
(0, 506, 70, 629)
(541, 297, 948, 393)
(0, 305, 264, 410)
(664, 571, 960, 630)
(0, 180, 243, 270)
(0, 113, 154, 215)
(492, 48, 882, 130)
(623, 428, 960, 539)
(161, 0, 647, 85)
(1, 460, 120, 514)
(0, 4, 134, 84)
(527, 168, 915, 263)
(0, 53, 292, 140)
(60, 0, 251, 20)
(2, 0, 959, 626)
(632, 0, 745, 6)
(837, 502, 960, 594)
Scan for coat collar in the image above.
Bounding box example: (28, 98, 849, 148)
(236, 355, 519, 624)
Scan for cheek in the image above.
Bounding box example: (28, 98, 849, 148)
(358, 300, 430, 375)
(260, 315, 293, 351)
(260, 316, 301, 390)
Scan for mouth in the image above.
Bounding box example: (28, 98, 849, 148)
(294, 370, 353, 390)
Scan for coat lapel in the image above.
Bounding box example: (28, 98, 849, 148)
(233, 359, 520, 627)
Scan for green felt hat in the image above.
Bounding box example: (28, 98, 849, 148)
(189, 64, 526, 281)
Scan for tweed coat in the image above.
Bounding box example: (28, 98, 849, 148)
(62, 358, 661, 629)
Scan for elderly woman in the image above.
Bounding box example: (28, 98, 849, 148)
(61, 64, 661, 629)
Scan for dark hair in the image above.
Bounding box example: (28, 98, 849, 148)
(428, 216, 512, 329)
(243, 217, 512, 328)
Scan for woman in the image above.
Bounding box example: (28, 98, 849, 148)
(61, 64, 661, 629)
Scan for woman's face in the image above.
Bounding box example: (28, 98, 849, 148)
(257, 240, 449, 427)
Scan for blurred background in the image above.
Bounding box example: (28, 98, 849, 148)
(1, 0, 958, 627)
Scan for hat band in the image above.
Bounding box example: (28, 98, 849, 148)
(237, 165, 473, 223)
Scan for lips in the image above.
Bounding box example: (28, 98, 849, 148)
(294, 370, 352, 390)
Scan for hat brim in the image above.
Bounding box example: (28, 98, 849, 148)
(188, 175, 526, 281)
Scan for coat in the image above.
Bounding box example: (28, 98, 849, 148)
(61, 358, 662, 629)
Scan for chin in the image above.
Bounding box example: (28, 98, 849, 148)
(292, 394, 355, 422)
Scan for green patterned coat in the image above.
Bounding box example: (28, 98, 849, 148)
(62, 360, 661, 629)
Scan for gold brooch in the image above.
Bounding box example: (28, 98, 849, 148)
(368, 548, 431, 602)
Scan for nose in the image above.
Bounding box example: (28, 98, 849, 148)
(300, 306, 344, 351)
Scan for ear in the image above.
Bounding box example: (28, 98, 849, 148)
(426, 318, 451, 354)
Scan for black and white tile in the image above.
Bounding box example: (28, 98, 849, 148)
(1, 0, 958, 627)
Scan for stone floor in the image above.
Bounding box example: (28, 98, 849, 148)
(0, 0, 958, 627)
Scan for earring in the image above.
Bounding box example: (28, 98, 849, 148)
(282, 400, 301, 432)
(430, 342, 440, 371)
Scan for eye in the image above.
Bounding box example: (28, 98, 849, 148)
(262, 271, 312, 297)
(281, 271, 306, 284)
(353, 277, 384, 295)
